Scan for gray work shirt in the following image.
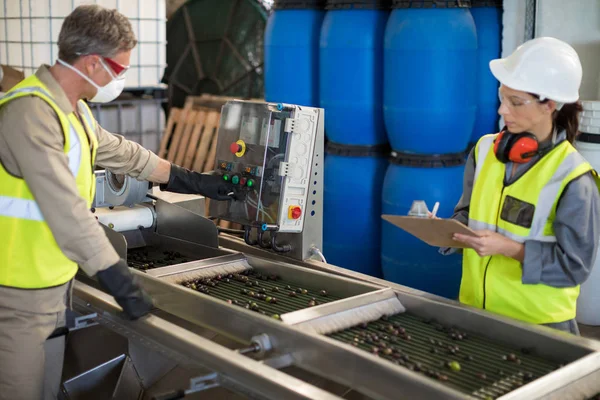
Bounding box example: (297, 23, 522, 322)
(443, 130, 600, 288)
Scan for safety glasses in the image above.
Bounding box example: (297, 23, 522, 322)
(100, 56, 129, 79)
(498, 89, 542, 110)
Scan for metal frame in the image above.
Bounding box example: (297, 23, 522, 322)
(72, 280, 345, 400)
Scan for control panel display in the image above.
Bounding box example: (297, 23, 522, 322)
(209, 101, 292, 226)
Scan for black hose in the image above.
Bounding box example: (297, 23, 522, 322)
(258, 230, 272, 249)
(271, 232, 291, 253)
(244, 225, 258, 246)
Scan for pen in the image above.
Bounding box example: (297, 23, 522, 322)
(431, 202, 440, 218)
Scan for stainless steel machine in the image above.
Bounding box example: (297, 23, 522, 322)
(69, 100, 600, 400)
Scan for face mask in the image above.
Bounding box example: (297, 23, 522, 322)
(58, 58, 125, 103)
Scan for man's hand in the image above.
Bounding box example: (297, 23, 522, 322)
(160, 163, 245, 201)
(96, 259, 154, 320)
(453, 230, 525, 262)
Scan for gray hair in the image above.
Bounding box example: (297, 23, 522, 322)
(58, 4, 137, 63)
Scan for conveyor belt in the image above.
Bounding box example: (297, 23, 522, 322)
(127, 248, 194, 270)
(180, 269, 340, 319)
(328, 314, 561, 400)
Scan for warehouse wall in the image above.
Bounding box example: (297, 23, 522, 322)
(535, 0, 600, 101)
(502, 0, 600, 101)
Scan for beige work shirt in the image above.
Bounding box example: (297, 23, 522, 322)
(0, 65, 160, 313)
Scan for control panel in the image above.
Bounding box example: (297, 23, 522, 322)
(209, 101, 322, 235)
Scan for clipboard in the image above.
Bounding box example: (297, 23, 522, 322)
(381, 215, 478, 248)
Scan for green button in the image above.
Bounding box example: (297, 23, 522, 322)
(223, 174, 230, 181)
(247, 179, 254, 187)
(232, 175, 240, 185)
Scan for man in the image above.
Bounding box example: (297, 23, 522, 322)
(0, 5, 239, 399)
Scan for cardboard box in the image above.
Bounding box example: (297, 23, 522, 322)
(0, 65, 25, 92)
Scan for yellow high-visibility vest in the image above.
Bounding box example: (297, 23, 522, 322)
(460, 133, 600, 324)
(0, 74, 98, 288)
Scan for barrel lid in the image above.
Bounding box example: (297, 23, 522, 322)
(326, 0, 392, 9)
(392, 0, 471, 8)
(389, 151, 466, 167)
(470, 0, 502, 7)
(326, 141, 391, 157)
(274, 0, 326, 9)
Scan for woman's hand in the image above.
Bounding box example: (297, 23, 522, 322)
(453, 230, 525, 261)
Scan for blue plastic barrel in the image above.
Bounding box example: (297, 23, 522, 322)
(319, 1, 390, 145)
(470, 1, 502, 145)
(265, 1, 326, 107)
(381, 153, 465, 299)
(323, 143, 389, 277)
(383, 1, 477, 154)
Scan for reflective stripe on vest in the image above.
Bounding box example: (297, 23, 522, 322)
(461, 133, 598, 324)
(0, 87, 83, 222)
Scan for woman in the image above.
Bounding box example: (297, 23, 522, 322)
(441, 37, 600, 335)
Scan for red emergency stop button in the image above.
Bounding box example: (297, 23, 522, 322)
(230, 142, 242, 154)
(288, 206, 302, 220)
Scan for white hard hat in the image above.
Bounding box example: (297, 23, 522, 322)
(490, 37, 582, 104)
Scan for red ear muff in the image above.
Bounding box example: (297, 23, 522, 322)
(493, 131, 511, 163)
(493, 131, 539, 164)
(509, 133, 539, 163)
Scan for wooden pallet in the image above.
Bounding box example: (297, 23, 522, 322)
(159, 95, 259, 230)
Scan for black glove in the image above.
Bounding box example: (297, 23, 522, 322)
(160, 164, 244, 201)
(96, 259, 154, 320)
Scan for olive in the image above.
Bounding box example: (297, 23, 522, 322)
(224, 278, 231, 283)
(523, 372, 534, 382)
(320, 290, 328, 296)
(383, 348, 393, 356)
(386, 325, 395, 333)
(254, 281, 260, 286)
(429, 338, 436, 345)
(301, 289, 308, 295)
(272, 314, 281, 320)
(272, 287, 280, 292)
(402, 335, 412, 341)
(372, 335, 379, 342)
(227, 274, 233, 279)
(437, 341, 444, 347)
(351, 341, 359, 347)
(359, 322, 368, 329)
(265, 296, 273, 303)
(448, 348, 457, 355)
(248, 291, 255, 297)
(371, 347, 379, 354)
(286, 285, 293, 290)
(289, 291, 297, 297)
(463, 355, 474, 361)
(394, 359, 406, 367)
(227, 299, 233, 304)
(244, 304, 250, 309)
(507, 353, 517, 362)
(413, 362, 423, 372)
(447, 361, 461, 372)
(308, 300, 317, 307)
(438, 374, 449, 382)
(260, 311, 267, 315)
(191, 283, 197, 290)
(401, 355, 410, 362)
(208, 282, 217, 287)
(476, 372, 487, 380)
(270, 297, 278, 304)
(246, 281, 253, 287)
(216, 274, 223, 280)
